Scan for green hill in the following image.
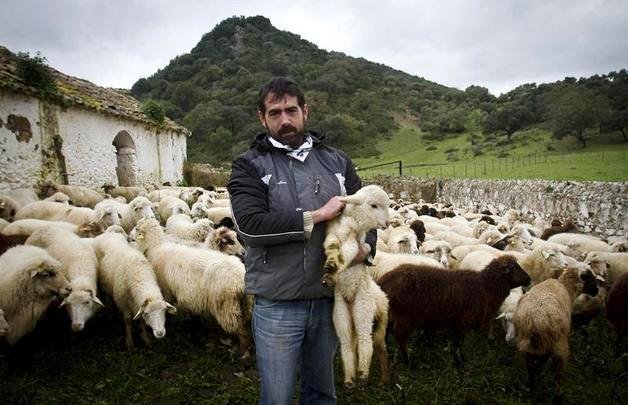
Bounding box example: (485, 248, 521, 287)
(130, 16, 628, 179)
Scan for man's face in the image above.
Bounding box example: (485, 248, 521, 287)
(258, 93, 308, 148)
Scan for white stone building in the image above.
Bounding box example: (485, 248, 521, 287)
(0, 46, 190, 193)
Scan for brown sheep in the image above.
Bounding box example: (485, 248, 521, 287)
(606, 272, 628, 349)
(514, 266, 598, 403)
(377, 255, 530, 367)
(540, 220, 577, 240)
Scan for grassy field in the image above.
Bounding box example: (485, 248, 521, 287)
(1, 308, 626, 404)
(353, 124, 628, 182)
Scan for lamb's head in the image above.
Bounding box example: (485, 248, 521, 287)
(46, 191, 72, 204)
(102, 183, 115, 195)
(133, 299, 176, 339)
(388, 225, 419, 254)
(584, 252, 610, 278)
(97, 205, 122, 229)
(537, 246, 569, 277)
(0, 196, 18, 222)
(340, 185, 390, 230)
(0, 309, 9, 337)
(134, 218, 163, 252)
(59, 289, 104, 332)
(419, 240, 452, 268)
(190, 201, 206, 220)
(22, 248, 72, 298)
(78, 221, 104, 237)
(207, 226, 245, 258)
(129, 197, 156, 223)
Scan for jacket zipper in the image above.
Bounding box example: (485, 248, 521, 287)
(314, 178, 320, 194)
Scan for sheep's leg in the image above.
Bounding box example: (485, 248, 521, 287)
(236, 324, 252, 359)
(524, 353, 544, 397)
(139, 321, 152, 347)
(451, 329, 465, 368)
(333, 294, 356, 389)
(353, 288, 376, 385)
(124, 317, 134, 350)
(323, 235, 343, 276)
(372, 292, 390, 385)
(551, 355, 565, 404)
(393, 319, 413, 369)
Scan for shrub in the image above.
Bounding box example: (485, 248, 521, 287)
(183, 162, 230, 188)
(142, 99, 165, 123)
(497, 151, 510, 158)
(444, 147, 458, 154)
(425, 145, 437, 151)
(15, 51, 63, 103)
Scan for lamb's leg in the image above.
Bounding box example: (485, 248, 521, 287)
(323, 235, 358, 287)
(551, 354, 565, 405)
(372, 287, 390, 385)
(451, 329, 465, 368)
(353, 287, 376, 386)
(333, 293, 356, 389)
(124, 317, 134, 350)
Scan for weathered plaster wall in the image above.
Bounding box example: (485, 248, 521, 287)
(370, 175, 627, 240)
(0, 91, 187, 192)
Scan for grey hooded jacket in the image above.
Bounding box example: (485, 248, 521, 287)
(227, 131, 372, 300)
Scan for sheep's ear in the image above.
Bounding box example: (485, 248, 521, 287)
(166, 302, 177, 314)
(133, 306, 144, 320)
(58, 298, 68, 308)
(30, 269, 40, 278)
(496, 313, 505, 320)
(541, 251, 551, 260)
(339, 194, 362, 205)
(92, 295, 104, 307)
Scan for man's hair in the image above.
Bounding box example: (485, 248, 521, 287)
(257, 77, 306, 114)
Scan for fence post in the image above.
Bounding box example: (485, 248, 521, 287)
(440, 166, 443, 179)
(398, 161, 402, 176)
(465, 163, 467, 178)
(453, 165, 456, 177)
(483, 161, 486, 175)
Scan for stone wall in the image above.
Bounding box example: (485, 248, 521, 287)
(369, 175, 627, 240)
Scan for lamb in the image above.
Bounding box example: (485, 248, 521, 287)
(147, 188, 182, 202)
(204, 226, 245, 258)
(378, 255, 531, 367)
(606, 272, 628, 347)
(0, 194, 19, 222)
(514, 266, 598, 402)
(0, 245, 72, 344)
(40, 180, 104, 208)
(2, 219, 80, 237)
(120, 196, 157, 233)
(15, 200, 111, 232)
(165, 214, 214, 243)
(584, 251, 628, 285)
(518, 246, 570, 285)
(433, 230, 481, 249)
(322, 185, 392, 388)
(418, 239, 453, 268)
(376, 224, 419, 254)
(134, 218, 251, 358)
(102, 183, 147, 202)
(157, 196, 191, 225)
(93, 231, 176, 349)
(496, 286, 525, 343)
(44, 191, 72, 204)
(450, 244, 504, 270)
(547, 233, 612, 256)
(0, 308, 9, 337)
(25, 226, 103, 331)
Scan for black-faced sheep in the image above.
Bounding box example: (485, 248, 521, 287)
(378, 255, 531, 367)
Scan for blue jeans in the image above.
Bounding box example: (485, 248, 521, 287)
(253, 296, 338, 405)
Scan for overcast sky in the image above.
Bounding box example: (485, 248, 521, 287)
(1, 0, 627, 96)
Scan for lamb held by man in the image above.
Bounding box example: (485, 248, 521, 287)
(321, 184, 392, 389)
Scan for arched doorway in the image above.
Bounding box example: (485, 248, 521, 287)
(112, 131, 138, 186)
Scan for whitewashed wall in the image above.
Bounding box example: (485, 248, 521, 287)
(0, 92, 187, 192)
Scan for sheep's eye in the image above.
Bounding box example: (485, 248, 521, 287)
(371, 204, 378, 209)
(426, 250, 435, 254)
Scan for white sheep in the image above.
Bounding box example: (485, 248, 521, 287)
(0, 245, 72, 344)
(433, 230, 481, 249)
(40, 180, 104, 208)
(450, 244, 503, 270)
(157, 196, 190, 225)
(2, 219, 79, 237)
(518, 246, 570, 284)
(165, 214, 214, 243)
(25, 226, 103, 331)
(44, 191, 72, 204)
(584, 251, 628, 284)
(134, 218, 251, 357)
(496, 286, 525, 343)
(369, 251, 443, 283)
(147, 188, 182, 202)
(419, 239, 453, 268)
(547, 233, 612, 256)
(204, 226, 244, 257)
(322, 185, 392, 388)
(102, 184, 147, 202)
(376, 224, 419, 254)
(514, 265, 597, 402)
(15, 201, 110, 233)
(94, 231, 176, 349)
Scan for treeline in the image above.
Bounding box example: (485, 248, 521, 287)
(130, 16, 628, 165)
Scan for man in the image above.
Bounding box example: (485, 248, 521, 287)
(228, 77, 375, 405)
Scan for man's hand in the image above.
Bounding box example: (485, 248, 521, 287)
(349, 243, 371, 266)
(312, 196, 345, 224)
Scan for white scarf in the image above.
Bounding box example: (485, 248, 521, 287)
(267, 135, 313, 162)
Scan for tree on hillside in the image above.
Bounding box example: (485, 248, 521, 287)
(601, 69, 628, 141)
(484, 103, 533, 142)
(545, 86, 610, 148)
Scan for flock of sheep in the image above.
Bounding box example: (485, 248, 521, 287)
(0, 180, 627, 403)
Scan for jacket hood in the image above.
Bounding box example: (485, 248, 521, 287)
(250, 131, 325, 152)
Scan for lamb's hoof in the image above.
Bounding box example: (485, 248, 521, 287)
(344, 380, 355, 390)
(324, 260, 338, 273)
(321, 273, 335, 288)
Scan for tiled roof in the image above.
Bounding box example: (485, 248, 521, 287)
(0, 46, 190, 136)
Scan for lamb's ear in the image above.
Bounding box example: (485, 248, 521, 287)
(339, 194, 362, 205)
(496, 313, 506, 320)
(541, 250, 551, 260)
(133, 300, 148, 320)
(90, 291, 104, 307)
(165, 302, 177, 314)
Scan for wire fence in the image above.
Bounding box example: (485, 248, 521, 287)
(356, 149, 628, 180)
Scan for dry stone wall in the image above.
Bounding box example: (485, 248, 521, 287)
(370, 175, 627, 241)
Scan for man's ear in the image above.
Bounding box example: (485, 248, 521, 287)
(302, 103, 309, 121)
(257, 110, 266, 128)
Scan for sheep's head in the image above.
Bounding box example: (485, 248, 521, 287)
(419, 240, 451, 268)
(538, 247, 569, 274)
(102, 183, 115, 194)
(388, 226, 419, 254)
(46, 191, 72, 204)
(487, 255, 530, 288)
(59, 289, 104, 332)
(339, 185, 390, 230)
(0, 197, 18, 222)
(134, 218, 163, 251)
(207, 226, 244, 257)
(0, 309, 9, 337)
(134, 299, 176, 339)
(27, 253, 72, 298)
(129, 197, 156, 221)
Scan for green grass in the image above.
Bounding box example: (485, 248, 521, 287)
(1, 309, 626, 404)
(353, 125, 628, 182)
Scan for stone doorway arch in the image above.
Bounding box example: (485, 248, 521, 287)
(112, 131, 138, 186)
